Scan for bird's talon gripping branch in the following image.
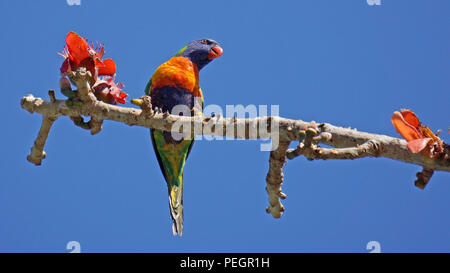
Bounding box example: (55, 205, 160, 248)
(132, 96, 154, 116)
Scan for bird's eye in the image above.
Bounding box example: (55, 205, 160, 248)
(201, 39, 208, 44)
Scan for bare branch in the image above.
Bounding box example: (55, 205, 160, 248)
(26, 115, 56, 166)
(415, 168, 434, 189)
(20, 93, 450, 173)
(20, 71, 450, 217)
(287, 139, 381, 161)
(265, 141, 290, 218)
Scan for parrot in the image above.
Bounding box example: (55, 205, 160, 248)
(132, 39, 223, 236)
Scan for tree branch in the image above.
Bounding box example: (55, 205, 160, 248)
(266, 141, 290, 218)
(26, 114, 56, 166)
(20, 70, 450, 218)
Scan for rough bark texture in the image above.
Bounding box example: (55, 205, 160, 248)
(265, 141, 290, 218)
(20, 70, 450, 218)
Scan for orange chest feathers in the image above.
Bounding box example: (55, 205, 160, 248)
(150, 56, 201, 97)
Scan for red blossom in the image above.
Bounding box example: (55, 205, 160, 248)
(59, 31, 116, 80)
(92, 76, 128, 105)
(391, 109, 444, 157)
(58, 31, 126, 105)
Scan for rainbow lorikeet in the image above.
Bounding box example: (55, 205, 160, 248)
(135, 39, 223, 235)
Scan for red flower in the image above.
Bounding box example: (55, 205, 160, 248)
(59, 31, 116, 79)
(92, 76, 128, 105)
(58, 32, 126, 105)
(391, 109, 444, 157)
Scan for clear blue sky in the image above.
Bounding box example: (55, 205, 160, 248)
(1, 0, 449, 253)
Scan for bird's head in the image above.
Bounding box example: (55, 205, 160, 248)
(174, 39, 223, 70)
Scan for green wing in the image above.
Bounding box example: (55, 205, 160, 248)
(144, 79, 152, 96)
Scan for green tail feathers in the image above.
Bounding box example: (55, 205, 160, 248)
(168, 184, 184, 236)
(151, 129, 194, 236)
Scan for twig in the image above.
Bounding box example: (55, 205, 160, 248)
(89, 117, 103, 135)
(287, 139, 381, 161)
(265, 141, 290, 218)
(415, 168, 434, 189)
(26, 115, 56, 166)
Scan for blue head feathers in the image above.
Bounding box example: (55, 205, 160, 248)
(174, 39, 223, 70)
